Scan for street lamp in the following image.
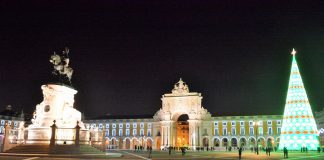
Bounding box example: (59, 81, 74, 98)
(253, 121, 259, 155)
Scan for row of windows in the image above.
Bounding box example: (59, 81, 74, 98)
(214, 127, 281, 136)
(214, 120, 281, 126)
(105, 128, 152, 137)
(89, 123, 152, 129)
(0, 120, 19, 127)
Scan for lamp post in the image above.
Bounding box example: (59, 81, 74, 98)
(253, 121, 259, 155)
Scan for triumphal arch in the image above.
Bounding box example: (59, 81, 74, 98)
(153, 78, 212, 149)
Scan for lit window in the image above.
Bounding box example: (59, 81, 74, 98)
(126, 123, 130, 128)
(147, 129, 152, 136)
(249, 127, 254, 135)
(0, 120, 4, 125)
(119, 123, 123, 128)
(133, 123, 137, 128)
(223, 128, 227, 135)
(14, 122, 18, 127)
(277, 127, 281, 134)
(112, 123, 116, 128)
(140, 129, 144, 136)
(118, 129, 123, 136)
(133, 129, 137, 136)
(240, 127, 245, 135)
(268, 127, 272, 135)
(140, 123, 144, 128)
(112, 129, 116, 136)
(106, 124, 109, 128)
(214, 128, 219, 135)
(148, 123, 152, 128)
(98, 123, 103, 128)
(231, 127, 236, 135)
(126, 129, 130, 136)
(231, 121, 236, 126)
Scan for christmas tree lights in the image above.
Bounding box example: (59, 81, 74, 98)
(279, 49, 320, 150)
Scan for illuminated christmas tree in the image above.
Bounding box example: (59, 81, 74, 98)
(279, 49, 320, 150)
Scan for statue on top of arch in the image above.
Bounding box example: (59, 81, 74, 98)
(49, 47, 73, 86)
(172, 78, 189, 94)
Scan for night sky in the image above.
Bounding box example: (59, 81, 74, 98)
(1, 1, 324, 118)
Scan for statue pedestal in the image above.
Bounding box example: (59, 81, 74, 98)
(27, 84, 86, 144)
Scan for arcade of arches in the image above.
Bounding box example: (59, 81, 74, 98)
(86, 79, 282, 150)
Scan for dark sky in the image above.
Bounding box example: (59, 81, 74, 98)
(1, 1, 324, 118)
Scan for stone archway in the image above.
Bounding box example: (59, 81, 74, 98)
(125, 138, 131, 149)
(222, 138, 228, 147)
(203, 137, 209, 147)
(231, 138, 238, 147)
(153, 79, 212, 150)
(176, 114, 189, 148)
(267, 137, 274, 148)
(239, 137, 247, 147)
(214, 138, 220, 147)
(248, 137, 256, 148)
(118, 137, 123, 149)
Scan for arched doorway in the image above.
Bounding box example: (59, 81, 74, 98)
(155, 136, 161, 150)
(176, 114, 189, 148)
(111, 138, 117, 149)
(231, 138, 237, 147)
(267, 137, 274, 148)
(258, 137, 265, 148)
(239, 138, 246, 147)
(222, 138, 228, 147)
(146, 138, 153, 149)
(214, 138, 220, 147)
(132, 138, 138, 149)
(118, 138, 123, 149)
(125, 138, 131, 149)
(203, 137, 209, 148)
(249, 137, 256, 148)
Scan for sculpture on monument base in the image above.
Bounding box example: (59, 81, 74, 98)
(26, 48, 88, 144)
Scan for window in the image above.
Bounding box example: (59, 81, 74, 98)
(91, 124, 96, 128)
(231, 127, 236, 135)
(250, 127, 254, 135)
(140, 123, 144, 128)
(249, 121, 253, 126)
(140, 129, 144, 136)
(98, 123, 103, 128)
(277, 120, 281, 125)
(126, 129, 130, 136)
(8, 121, 11, 125)
(119, 123, 123, 128)
(223, 128, 227, 135)
(133, 123, 137, 128)
(258, 127, 263, 135)
(268, 127, 272, 135)
(14, 122, 18, 127)
(267, 121, 272, 125)
(277, 127, 281, 134)
(240, 121, 244, 126)
(118, 129, 123, 136)
(0, 126, 4, 134)
(147, 129, 152, 136)
(133, 129, 137, 136)
(222, 122, 227, 126)
(240, 127, 245, 135)
(126, 123, 130, 128)
(258, 121, 263, 126)
(106, 130, 109, 137)
(214, 122, 218, 126)
(112, 129, 116, 136)
(148, 123, 152, 128)
(231, 121, 236, 126)
(214, 128, 219, 135)
(112, 123, 116, 128)
(106, 123, 110, 128)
